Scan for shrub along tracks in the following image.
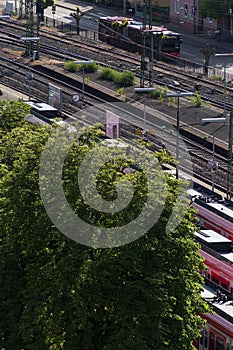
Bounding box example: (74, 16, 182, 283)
(1, 18, 233, 112)
(0, 51, 231, 193)
(0, 19, 232, 193)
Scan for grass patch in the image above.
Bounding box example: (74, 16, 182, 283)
(190, 91, 202, 107)
(209, 75, 223, 82)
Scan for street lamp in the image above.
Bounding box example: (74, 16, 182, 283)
(134, 87, 155, 133)
(165, 91, 193, 179)
(215, 53, 233, 118)
(201, 117, 226, 192)
(73, 60, 95, 105)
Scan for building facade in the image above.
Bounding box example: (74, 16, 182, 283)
(169, 0, 219, 36)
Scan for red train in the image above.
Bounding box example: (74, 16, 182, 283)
(194, 313, 233, 350)
(194, 246, 233, 349)
(193, 227, 233, 298)
(188, 187, 233, 241)
(200, 249, 233, 298)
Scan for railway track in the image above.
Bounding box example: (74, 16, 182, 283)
(1, 18, 233, 112)
(1, 19, 233, 194)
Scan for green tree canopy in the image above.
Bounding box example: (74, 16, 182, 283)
(0, 100, 210, 349)
(199, 0, 230, 19)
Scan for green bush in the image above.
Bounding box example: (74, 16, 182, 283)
(209, 75, 223, 82)
(119, 71, 134, 86)
(100, 68, 134, 86)
(64, 60, 78, 72)
(151, 86, 168, 100)
(64, 61, 99, 73)
(83, 62, 99, 73)
(191, 91, 202, 107)
(116, 86, 124, 96)
(100, 67, 116, 80)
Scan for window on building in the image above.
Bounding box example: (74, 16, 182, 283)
(175, 0, 180, 14)
(184, 3, 188, 16)
(191, 5, 195, 18)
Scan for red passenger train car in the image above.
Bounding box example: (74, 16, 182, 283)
(188, 187, 233, 241)
(193, 227, 233, 349)
(194, 227, 233, 297)
(200, 249, 233, 298)
(194, 313, 233, 350)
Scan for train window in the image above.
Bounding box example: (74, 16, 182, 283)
(200, 330, 204, 345)
(212, 277, 219, 285)
(227, 343, 230, 350)
(221, 282, 228, 290)
(203, 329, 208, 348)
(216, 336, 224, 350)
(210, 332, 215, 350)
(205, 334, 208, 348)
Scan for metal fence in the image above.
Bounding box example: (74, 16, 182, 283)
(43, 16, 98, 41)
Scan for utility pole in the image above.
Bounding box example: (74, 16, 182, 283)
(25, 0, 34, 57)
(35, 0, 46, 60)
(148, 0, 153, 86)
(227, 112, 233, 200)
(18, 0, 24, 18)
(193, 0, 196, 34)
(140, 0, 147, 87)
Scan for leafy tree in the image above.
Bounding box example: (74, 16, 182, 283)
(36, 0, 55, 22)
(0, 100, 30, 134)
(200, 43, 215, 75)
(0, 101, 210, 349)
(199, 0, 230, 19)
(70, 7, 86, 35)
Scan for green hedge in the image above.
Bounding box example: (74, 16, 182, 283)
(100, 67, 134, 86)
(64, 61, 99, 73)
(64, 60, 78, 72)
(83, 62, 99, 73)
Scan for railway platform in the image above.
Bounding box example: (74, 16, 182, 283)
(0, 84, 28, 101)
